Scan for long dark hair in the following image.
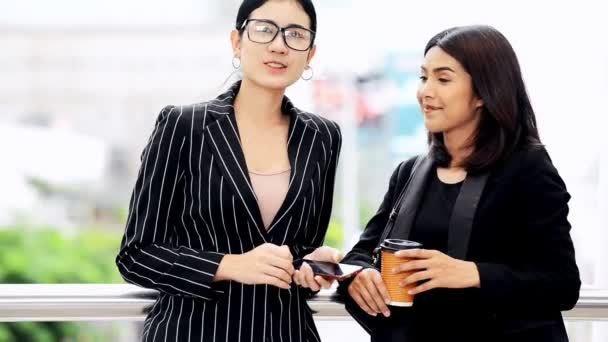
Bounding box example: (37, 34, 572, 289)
(424, 25, 541, 173)
(235, 0, 317, 35)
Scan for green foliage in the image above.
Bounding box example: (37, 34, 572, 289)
(324, 219, 344, 249)
(0, 226, 124, 342)
(323, 202, 375, 251)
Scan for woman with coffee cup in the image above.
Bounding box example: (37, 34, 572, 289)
(336, 25, 581, 341)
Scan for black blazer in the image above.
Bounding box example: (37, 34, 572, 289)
(116, 81, 342, 342)
(339, 146, 580, 342)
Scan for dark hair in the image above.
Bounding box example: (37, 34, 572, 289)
(424, 25, 541, 173)
(235, 0, 317, 35)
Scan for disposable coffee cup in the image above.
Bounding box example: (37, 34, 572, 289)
(380, 238, 423, 307)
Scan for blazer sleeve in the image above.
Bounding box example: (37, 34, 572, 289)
(476, 147, 581, 312)
(334, 158, 414, 334)
(336, 158, 416, 295)
(290, 122, 342, 259)
(115, 106, 226, 301)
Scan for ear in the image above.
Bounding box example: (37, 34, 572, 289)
(230, 30, 241, 57)
(306, 44, 317, 64)
(474, 96, 484, 110)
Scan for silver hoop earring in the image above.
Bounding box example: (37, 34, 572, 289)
(301, 66, 314, 81)
(232, 57, 241, 69)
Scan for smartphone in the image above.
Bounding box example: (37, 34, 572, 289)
(293, 259, 363, 280)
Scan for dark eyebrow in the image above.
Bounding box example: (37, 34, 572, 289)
(250, 18, 277, 25)
(285, 23, 312, 31)
(249, 18, 312, 32)
(420, 66, 456, 73)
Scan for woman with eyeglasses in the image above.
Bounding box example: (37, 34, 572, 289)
(115, 1, 342, 341)
(337, 25, 580, 341)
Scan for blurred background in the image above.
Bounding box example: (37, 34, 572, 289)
(1, 0, 607, 340)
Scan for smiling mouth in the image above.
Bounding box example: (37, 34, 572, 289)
(265, 62, 287, 69)
(423, 105, 442, 112)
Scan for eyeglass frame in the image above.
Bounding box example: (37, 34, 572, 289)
(238, 19, 316, 52)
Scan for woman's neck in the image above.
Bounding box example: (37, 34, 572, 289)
(443, 119, 479, 168)
(234, 78, 286, 126)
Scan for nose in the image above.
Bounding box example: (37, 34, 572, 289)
(417, 79, 435, 100)
(268, 31, 288, 54)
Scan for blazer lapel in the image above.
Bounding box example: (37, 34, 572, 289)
(447, 172, 489, 259)
(390, 155, 434, 239)
(387, 152, 489, 259)
(267, 102, 322, 234)
(202, 82, 323, 240)
(204, 83, 267, 239)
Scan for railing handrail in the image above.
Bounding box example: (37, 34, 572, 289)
(0, 284, 607, 322)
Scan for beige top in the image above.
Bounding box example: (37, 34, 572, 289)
(249, 169, 291, 229)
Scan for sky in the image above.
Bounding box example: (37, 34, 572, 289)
(0, 0, 228, 28)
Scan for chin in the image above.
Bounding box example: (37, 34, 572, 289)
(253, 75, 298, 91)
(424, 119, 446, 134)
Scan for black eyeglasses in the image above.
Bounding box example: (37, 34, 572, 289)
(239, 19, 315, 52)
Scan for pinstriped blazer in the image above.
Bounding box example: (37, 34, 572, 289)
(116, 81, 342, 342)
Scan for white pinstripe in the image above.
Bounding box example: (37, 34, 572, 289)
(143, 295, 165, 340)
(232, 196, 245, 342)
(219, 177, 233, 342)
(152, 109, 184, 241)
(208, 155, 221, 251)
(127, 107, 167, 245)
(153, 295, 171, 341)
(198, 105, 216, 247)
(217, 122, 257, 199)
(118, 259, 213, 300)
(270, 131, 318, 231)
(127, 256, 212, 289)
(207, 109, 230, 116)
(163, 137, 186, 242)
(295, 288, 301, 342)
(164, 296, 175, 342)
(208, 131, 266, 241)
(181, 185, 193, 247)
(175, 297, 184, 342)
(188, 299, 195, 342)
(141, 108, 176, 242)
(188, 106, 205, 249)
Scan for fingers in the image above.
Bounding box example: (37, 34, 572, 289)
(263, 264, 293, 286)
(293, 263, 319, 291)
(394, 248, 438, 259)
(334, 251, 344, 263)
(401, 270, 434, 286)
(276, 245, 294, 260)
(371, 273, 391, 305)
(293, 270, 301, 286)
(293, 262, 334, 290)
(409, 279, 439, 295)
(348, 283, 377, 316)
(348, 270, 390, 317)
(260, 243, 293, 262)
(302, 263, 321, 290)
(361, 273, 390, 317)
(393, 259, 430, 274)
(258, 244, 344, 291)
(314, 276, 333, 289)
(294, 271, 333, 290)
(305, 246, 343, 263)
(263, 274, 291, 289)
(265, 253, 294, 275)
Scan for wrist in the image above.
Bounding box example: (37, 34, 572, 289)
(214, 254, 240, 282)
(469, 261, 481, 288)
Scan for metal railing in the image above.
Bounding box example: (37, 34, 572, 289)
(0, 284, 607, 322)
